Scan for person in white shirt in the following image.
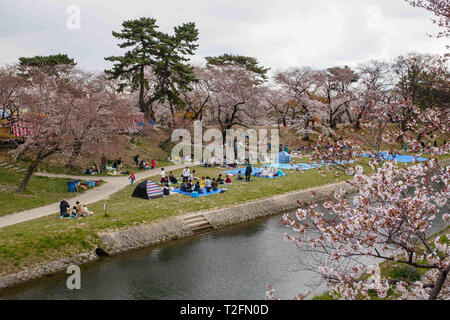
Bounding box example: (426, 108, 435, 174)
(160, 168, 166, 177)
(182, 167, 190, 183)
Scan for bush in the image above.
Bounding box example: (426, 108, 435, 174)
(390, 265, 421, 282)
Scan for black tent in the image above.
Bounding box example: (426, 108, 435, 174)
(132, 180, 163, 200)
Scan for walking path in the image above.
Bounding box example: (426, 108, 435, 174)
(0, 163, 192, 229)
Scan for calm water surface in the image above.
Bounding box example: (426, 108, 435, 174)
(0, 214, 322, 300)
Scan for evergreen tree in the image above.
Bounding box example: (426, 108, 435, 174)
(105, 17, 199, 122)
(205, 54, 270, 83)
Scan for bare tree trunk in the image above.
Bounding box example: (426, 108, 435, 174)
(428, 266, 449, 300)
(17, 150, 52, 193)
(17, 158, 42, 193)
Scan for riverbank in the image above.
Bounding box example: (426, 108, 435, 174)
(0, 178, 355, 290)
(1, 157, 448, 291)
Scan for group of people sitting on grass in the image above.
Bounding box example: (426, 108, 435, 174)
(254, 167, 281, 178)
(84, 164, 99, 175)
(180, 176, 218, 194)
(134, 154, 156, 170)
(59, 199, 94, 219)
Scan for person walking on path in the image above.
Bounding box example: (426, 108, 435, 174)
(245, 163, 252, 181)
(128, 172, 136, 185)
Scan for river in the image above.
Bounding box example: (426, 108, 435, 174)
(0, 197, 446, 300)
(0, 214, 324, 300)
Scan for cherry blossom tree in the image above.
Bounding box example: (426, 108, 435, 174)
(281, 159, 449, 300)
(314, 66, 358, 129)
(12, 67, 130, 192)
(179, 66, 214, 122)
(274, 67, 328, 140)
(0, 64, 25, 120)
(405, 0, 450, 40)
(353, 60, 393, 130)
(204, 65, 263, 139)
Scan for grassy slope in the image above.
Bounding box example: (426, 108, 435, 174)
(0, 165, 350, 276)
(0, 165, 94, 217)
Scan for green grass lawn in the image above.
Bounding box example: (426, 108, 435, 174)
(0, 164, 351, 276)
(0, 166, 95, 217)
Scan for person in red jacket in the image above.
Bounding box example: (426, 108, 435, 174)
(151, 159, 156, 169)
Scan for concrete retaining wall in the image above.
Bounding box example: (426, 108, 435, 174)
(98, 181, 356, 255)
(0, 252, 97, 290)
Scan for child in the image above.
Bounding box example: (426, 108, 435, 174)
(70, 206, 78, 217)
(225, 174, 232, 184)
(200, 176, 206, 189)
(163, 182, 170, 196)
(129, 172, 136, 185)
(236, 171, 244, 180)
(151, 159, 156, 169)
(211, 178, 218, 191)
(205, 177, 212, 192)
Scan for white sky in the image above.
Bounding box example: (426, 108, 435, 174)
(0, 0, 448, 75)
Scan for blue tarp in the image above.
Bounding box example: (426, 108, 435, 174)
(263, 163, 322, 170)
(224, 167, 287, 178)
(360, 152, 428, 163)
(275, 151, 291, 163)
(224, 167, 263, 175)
(172, 187, 225, 198)
(0, 110, 9, 118)
(319, 160, 355, 165)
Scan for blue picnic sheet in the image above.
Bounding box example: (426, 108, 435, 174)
(360, 152, 428, 163)
(224, 167, 287, 179)
(263, 163, 323, 170)
(172, 187, 225, 198)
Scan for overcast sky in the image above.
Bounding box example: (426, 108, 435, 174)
(0, 0, 447, 74)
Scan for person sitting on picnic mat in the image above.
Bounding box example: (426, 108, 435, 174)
(194, 181, 203, 194)
(211, 178, 218, 191)
(200, 176, 206, 188)
(205, 177, 212, 192)
(217, 174, 224, 184)
(70, 206, 78, 217)
(236, 171, 244, 180)
(186, 180, 194, 192)
(190, 170, 198, 181)
(180, 181, 187, 192)
(225, 174, 232, 184)
(169, 171, 178, 184)
(59, 199, 70, 217)
(76, 201, 93, 216)
(182, 167, 191, 182)
(162, 182, 170, 196)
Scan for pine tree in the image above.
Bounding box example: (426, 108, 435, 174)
(105, 17, 199, 122)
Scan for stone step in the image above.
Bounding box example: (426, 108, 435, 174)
(186, 220, 210, 229)
(183, 213, 214, 234)
(184, 213, 208, 222)
(190, 224, 214, 233)
(183, 216, 208, 224)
